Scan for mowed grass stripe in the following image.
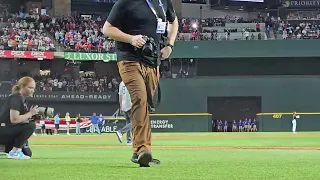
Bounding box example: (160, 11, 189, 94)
(29, 132, 320, 147)
(1, 147, 320, 180)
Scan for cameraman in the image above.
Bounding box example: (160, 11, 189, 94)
(103, 0, 178, 167)
(0, 76, 39, 159)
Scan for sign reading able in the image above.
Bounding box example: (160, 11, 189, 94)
(64, 52, 117, 61)
(87, 119, 174, 133)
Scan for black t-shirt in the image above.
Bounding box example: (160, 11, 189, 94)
(107, 0, 176, 62)
(0, 93, 28, 125)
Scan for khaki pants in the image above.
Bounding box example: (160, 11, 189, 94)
(118, 61, 158, 155)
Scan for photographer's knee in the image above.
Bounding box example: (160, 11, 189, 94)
(27, 122, 36, 131)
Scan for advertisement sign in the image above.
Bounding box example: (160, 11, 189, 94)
(282, 0, 320, 7)
(0, 50, 54, 59)
(64, 52, 117, 61)
(0, 92, 117, 102)
(35, 119, 175, 133)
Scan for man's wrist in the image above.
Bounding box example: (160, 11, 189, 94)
(167, 44, 174, 49)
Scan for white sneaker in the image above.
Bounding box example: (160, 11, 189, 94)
(67, 133, 70, 135)
(33, 133, 37, 136)
(8, 150, 30, 160)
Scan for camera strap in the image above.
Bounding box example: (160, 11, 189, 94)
(146, 0, 167, 22)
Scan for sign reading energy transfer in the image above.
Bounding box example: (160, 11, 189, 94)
(64, 52, 117, 61)
(150, 120, 174, 129)
(0, 92, 117, 102)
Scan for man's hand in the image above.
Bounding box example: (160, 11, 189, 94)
(160, 46, 172, 60)
(130, 35, 146, 48)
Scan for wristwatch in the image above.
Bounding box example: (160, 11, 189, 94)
(167, 44, 174, 50)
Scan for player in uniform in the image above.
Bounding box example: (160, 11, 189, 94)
(232, 120, 237, 132)
(218, 120, 223, 132)
(238, 120, 243, 132)
(223, 120, 228, 132)
(252, 119, 257, 132)
(243, 118, 248, 132)
(292, 112, 299, 134)
(248, 119, 252, 132)
(116, 81, 133, 145)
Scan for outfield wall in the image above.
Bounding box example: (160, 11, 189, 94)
(158, 77, 320, 114)
(257, 113, 320, 132)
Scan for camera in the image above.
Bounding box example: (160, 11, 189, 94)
(136, 36, 159, 67)
(32, 107, 55, 120)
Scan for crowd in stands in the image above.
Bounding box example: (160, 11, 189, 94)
(46, 15, 115, 53)
(0, 13, 55, 51)
(14, 73, 121, 93)
(1, 9, 320, 52)
(286, 11, 320, 20)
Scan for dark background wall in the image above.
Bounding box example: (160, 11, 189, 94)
(158, 77, 320, 114)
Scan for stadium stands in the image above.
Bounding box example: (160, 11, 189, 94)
(2, 9, 320, 52)
(11, 73, 122, 93)
(46, 15, 115, 53)
(0, 13, 55, 51)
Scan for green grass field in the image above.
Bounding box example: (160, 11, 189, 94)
(1, 132, 320, 180)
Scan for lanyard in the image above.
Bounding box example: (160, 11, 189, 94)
(23, 103, 30, 124)
(24, 103, 28, 111)
(146, 0, 167, 22)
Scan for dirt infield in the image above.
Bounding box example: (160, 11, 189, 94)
(31, 144, 320, 151)
(30, 133, 320, 141)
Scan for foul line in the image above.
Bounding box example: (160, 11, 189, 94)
(31, 145, 320, 151)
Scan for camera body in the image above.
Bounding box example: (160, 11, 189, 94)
(135, 36, 159, 67)
(141, 36, 158, 58)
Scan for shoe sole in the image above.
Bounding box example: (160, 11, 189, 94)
(150, 159, 161, 165)
(115, 132, 123, 143)
(138, 151, 152, 166)
(8, 156, 30, 160)
(131, 158, 138, 164)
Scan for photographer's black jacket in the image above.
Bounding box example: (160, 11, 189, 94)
(0, 93, 28, 125)
(107, 0, 176, 63)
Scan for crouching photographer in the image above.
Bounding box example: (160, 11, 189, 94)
(103, 0, 178, 167)
(0, 76, 54, 159)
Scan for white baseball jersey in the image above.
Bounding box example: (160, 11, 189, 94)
(118, 81, 132, 112)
